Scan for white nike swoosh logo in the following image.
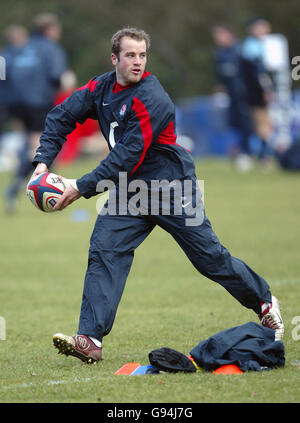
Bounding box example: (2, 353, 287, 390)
(182, 201, 191, 208)
(102, 102, 110, 106)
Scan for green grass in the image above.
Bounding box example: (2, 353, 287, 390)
(1, 157, 300, 404)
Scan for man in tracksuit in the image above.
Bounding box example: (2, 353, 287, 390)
(28, 28, 284, 364)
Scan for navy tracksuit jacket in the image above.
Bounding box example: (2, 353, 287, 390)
(190, 322, 285, 371)
(33, 70, 271, 342)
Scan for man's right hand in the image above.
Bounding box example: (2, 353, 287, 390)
(26, 163, 48, 194)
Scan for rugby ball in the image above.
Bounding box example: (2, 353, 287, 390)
(27, 172, 65, 212)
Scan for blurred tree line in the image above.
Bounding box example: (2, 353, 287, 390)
(1, 0, 299, 100)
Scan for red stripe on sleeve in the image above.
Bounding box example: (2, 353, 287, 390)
(77, 79, 99, 93)
(156, 121, 191, 152)
(130, 97, 153, 175)
(156, 121, 177, 145)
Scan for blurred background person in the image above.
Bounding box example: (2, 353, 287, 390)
(211, 24, 254, 172)
(4, 13, 68, 213)
(53, 70, 108, 167)
(242, 17, 275, 168)
(0, 25, 30, 176)
(0, 25, 28, 139)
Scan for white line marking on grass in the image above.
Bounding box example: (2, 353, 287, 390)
(3, 377, 95, 391)
(271, 279, 300, 286)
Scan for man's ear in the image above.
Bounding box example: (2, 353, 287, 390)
(111, 53, 118, 66)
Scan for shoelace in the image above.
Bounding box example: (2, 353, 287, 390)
(262, 315, 280, 330)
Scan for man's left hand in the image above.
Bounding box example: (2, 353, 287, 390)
(53, 178, 81, 211)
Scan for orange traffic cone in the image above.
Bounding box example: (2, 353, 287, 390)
(213, 364, 243, 374)
(114, 363, 141, 375)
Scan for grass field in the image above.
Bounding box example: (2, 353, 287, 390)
(1, 156, 300, 405)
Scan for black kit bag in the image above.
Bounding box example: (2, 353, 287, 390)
(149, 347, 197, 373)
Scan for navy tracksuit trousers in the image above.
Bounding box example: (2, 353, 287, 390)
(78, 179, 271, 342)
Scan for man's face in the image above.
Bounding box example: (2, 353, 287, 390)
(111, 36, 147, 86)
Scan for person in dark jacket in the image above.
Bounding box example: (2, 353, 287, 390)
(211, 24, 254, 172)
(0, 25, 28, 137)
(4, 14, 67, 213)
(27, 28, 284, 364)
